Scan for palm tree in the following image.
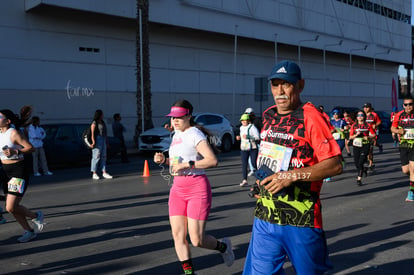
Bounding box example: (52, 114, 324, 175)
(135, 0, 153, 146)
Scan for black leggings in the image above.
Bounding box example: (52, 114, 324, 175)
(353, 144, 370, 177)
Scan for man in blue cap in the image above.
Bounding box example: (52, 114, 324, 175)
(243, 60, 343, 274)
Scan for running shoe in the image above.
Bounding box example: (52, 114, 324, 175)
(248, 171, 255, 177)
(44, 171, 53, 176)
(17, 230, 37, 243)
(34, 172, 41, 176)
(240, 180, 248, 187)
(323, 177, 331, 182)
(220, 237, 235, 267)
(405, 191, 414, 202)
(102, 172, 113, 179)
(92, 173, 100, 180)
(32, 211, 44, 232)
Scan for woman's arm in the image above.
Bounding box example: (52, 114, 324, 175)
(172, 139, 218, 173)
(193, 140, 218, 168)
(11, 128, 34, 154)
(90, 123, 96, 147)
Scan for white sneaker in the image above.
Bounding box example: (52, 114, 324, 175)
(240, 180, 248, 187)
(248, 171, 255, 176)
(17, 230, 37, 243)
(34, 172, 41, 176)
(31, 211, 44, 233)
(44, 171, 53, 176)
(92, 173, 100, 180)
(102, 172, 113, 179)
(220, 237, 235, 267)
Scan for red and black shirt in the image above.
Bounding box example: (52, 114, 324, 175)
(255, 102, 341, 229)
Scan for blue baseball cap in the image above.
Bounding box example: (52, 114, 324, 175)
(268, 60, 302, 83)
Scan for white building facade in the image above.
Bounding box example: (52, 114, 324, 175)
(0, 0, 411, 142)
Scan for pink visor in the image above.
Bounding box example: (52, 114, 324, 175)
(166, 106, 190, 117)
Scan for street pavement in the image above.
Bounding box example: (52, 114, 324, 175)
(0, 136, 414, 275)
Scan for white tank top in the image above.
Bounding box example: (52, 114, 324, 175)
(169, 127, 206, 176)
(0, 128, 23, 160)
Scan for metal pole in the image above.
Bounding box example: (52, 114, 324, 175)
(298, 35, 319, 67)
(274, 33, 278, 64)
(323, 40, 342, 94)
(349, 53, 352, 95)
(373, 49, 391, 96)
(232, 25, 238, 124)
(139, 8, 144, 133)
(349, 45, 368, 95)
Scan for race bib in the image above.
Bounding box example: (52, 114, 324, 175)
(332, 132, 341, 140)
(169, 156, 181, 176)
(403, 129, 414, 140)
(353, 138, 363, 147)
(8, 177, 26, 194)
(256, 141, 293, 173)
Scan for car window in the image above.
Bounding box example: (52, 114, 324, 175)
(195, 115, 207, 125)
(196, 115, 222, 126)
(56, 126, 76, 140)
(43, 126, 57, 140)
(207, 115, 222, 125)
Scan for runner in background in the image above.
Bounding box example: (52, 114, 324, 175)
(391, 97, 414, 202)
(363, 102, 382, 172)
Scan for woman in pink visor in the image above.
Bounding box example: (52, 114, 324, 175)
(153, 99, 234, 274)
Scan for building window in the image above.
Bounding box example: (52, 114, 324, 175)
(337, 0, 410, 23)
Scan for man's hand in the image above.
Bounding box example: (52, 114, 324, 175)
(260, 171, 297, 195)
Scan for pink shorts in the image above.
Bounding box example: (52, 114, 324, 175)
(168, 174, 212, 220)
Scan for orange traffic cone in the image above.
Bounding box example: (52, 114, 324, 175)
(143, 160, 150, 177)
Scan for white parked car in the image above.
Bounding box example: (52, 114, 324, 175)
(138, 112, 235, 153)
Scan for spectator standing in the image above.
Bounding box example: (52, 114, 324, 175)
(243, 61, 343, 274)
(153, 99, 234, 275)
(349, 111, 376, 186)
(112, 113, 129, 163)
(0, 109, 44, 242)
(391, 97, 414, 201)
(28, 116, 53, 176)
(236, 113, 260, 187)
(89, 110, 112, 180)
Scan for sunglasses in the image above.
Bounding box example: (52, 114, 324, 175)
(403, 103, 413, 107)
(357, 114, 365, 117)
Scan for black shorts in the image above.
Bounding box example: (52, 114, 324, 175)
(1, 161, 30, 197)
(399, 146, 414, 166)
(344, 132, 350, 140)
